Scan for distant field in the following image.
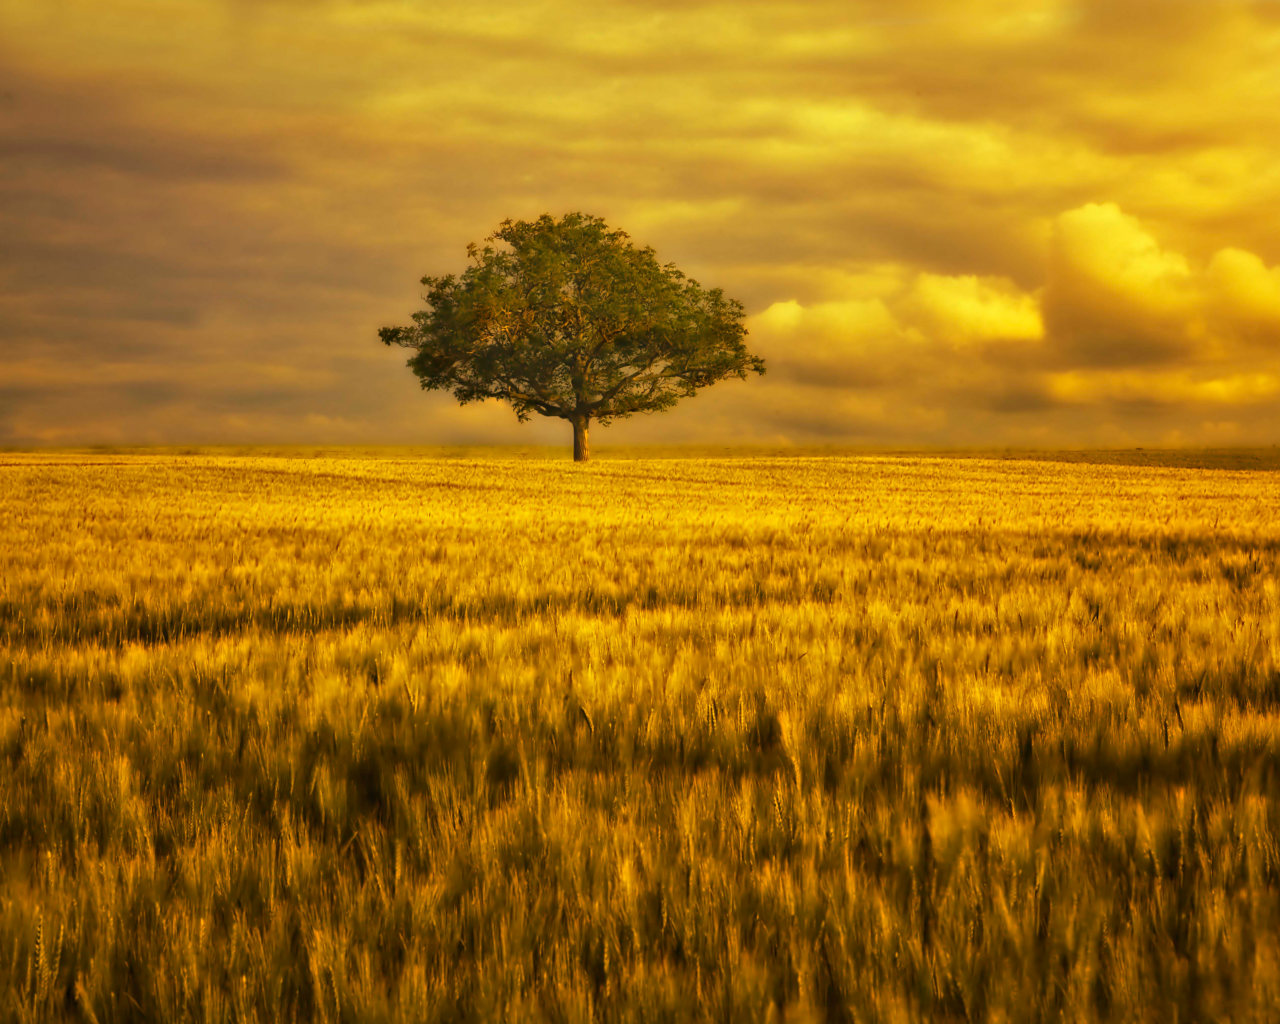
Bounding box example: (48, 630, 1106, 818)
(8, 443, 1280, 472)
(3, 454, 1280, 1022)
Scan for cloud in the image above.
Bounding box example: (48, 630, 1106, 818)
(2, 0, 1280, 447)
(749, 268, 1046, 397)
(737, 202, 1280, 441)
(1046, 370, 1280, 407)
(1041, 202, 1197, 367)
(1206, 248, 1280, 342)
(898, 274, 1043, 348)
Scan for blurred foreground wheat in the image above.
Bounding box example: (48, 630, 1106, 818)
(2, 453, 1279, 1022)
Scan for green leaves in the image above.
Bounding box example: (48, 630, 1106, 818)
(380, 213, 764, 428)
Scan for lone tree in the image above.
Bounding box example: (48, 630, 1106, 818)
(379, 212, 765, 461)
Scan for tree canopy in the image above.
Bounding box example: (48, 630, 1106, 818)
(379, 212, 765, 460)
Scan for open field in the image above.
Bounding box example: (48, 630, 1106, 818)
(3, 452, 1280, 1022)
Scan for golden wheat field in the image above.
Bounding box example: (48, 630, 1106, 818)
(3, 451, 1280, 1023)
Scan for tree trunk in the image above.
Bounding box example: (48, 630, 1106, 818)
(572, 416, 590, 462)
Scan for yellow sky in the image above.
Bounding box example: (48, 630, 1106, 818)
(3, 0, 1280, 447)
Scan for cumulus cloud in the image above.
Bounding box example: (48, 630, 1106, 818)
(1041, 202, 1198, 367)
(750, 271, 1044, 388)
(744, 202, 1280, 442)
(1206, 248, 1280, 343)
(898, 274, 1043, 349)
